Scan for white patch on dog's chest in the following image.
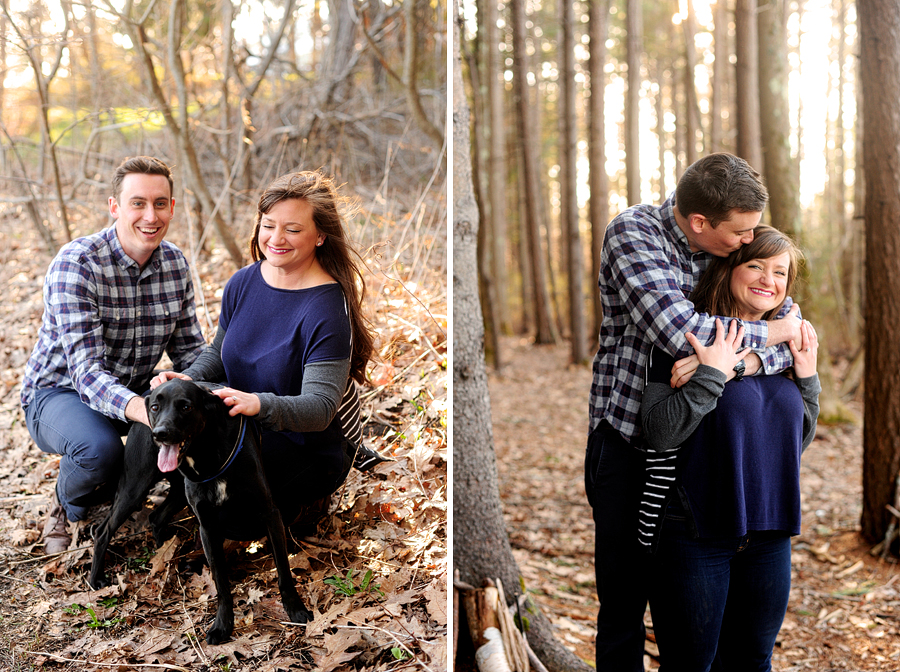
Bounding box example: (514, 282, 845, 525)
(215, 480, 228, 504)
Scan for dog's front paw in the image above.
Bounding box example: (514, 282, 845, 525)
(205, 620, 233, 645)
(285, 600, 313, 624)
(88, 573, 110, 590)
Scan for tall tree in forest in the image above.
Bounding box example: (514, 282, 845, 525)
(625, 0, 642, 204)
(710, 0, 729, 153)
(655, 70, 667, 198)
(859, 0, 900, 546)
(462, 0, 503, 369)
(735, 0, 763, 171)
(758, 0, 800, 236)
(560, 0, 586, 362)
(453, 6, 590, 670)
(486, 0, 510, 337)
(843, 24, 865, 354)
(511, 0, 555, 344)
(588, 0, 609, 339)
(682, 0, 703, 164)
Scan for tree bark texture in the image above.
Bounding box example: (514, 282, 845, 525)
(758, 0, 800, 237)
(560, 0, 587, 363)
(453, 8, 590, 670)
(710, 0, 729, 153)
(511, 0, 555, 344)
(589, 0, 609, 340)
(859, 0, 900, 543)
(735, 0, 763, 172)
(486, 0, 510, 337)
(682, 0, 703, 164)
(625, 0, 642, 205)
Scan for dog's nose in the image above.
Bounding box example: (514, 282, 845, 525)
(152, 425, 176, 442)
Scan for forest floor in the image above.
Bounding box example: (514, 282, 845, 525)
(0, 195, 447, 671)
(490, 336, 900, 672)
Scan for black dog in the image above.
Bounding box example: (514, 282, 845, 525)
(90, 379, 312, 644)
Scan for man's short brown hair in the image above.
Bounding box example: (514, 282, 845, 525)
(111, 156, 174, 201)
(675, 153, 768, 227)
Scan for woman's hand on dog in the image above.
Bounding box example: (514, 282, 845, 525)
(150, 371, 193, 389)
(212, 387, 260, 417)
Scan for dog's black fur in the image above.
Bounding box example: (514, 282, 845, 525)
(89, 379, 312, 644)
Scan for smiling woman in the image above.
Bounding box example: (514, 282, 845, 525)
(638, 223, 820, 670)
(689, 225, 803, 324)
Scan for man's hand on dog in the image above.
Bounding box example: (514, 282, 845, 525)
(211, 387, 260, 417)
(150, 370, 193, 389)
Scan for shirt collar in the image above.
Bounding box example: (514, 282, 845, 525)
(104, 224, 163, 274)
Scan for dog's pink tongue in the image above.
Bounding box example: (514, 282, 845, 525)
(157, 444, 180, 473)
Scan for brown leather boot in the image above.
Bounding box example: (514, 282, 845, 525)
(42, 490, 71, 555)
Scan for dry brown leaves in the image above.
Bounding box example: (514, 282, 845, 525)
(489, 336, 899, 672)
(0, 210, 447, 671)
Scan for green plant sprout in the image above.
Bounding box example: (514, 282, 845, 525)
(324, 569, 385, 599)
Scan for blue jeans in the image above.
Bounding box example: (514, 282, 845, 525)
(585, 422, 648, 672)
(24, 387, 131, 522)
(649, 516, 792, 672)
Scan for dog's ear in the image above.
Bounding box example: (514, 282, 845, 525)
(203, 387, 225, 414)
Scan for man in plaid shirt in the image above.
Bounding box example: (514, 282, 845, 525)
(22, 156, 205, 555)
(586, 153, 803, 671)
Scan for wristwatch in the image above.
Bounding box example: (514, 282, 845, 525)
(733, 359, 746, 382)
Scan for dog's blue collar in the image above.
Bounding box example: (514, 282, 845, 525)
(196, 415, 247, 484)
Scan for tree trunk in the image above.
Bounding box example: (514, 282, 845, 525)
(735, 0, 763, 172)
(163, 0, 243, 267)
(219, 0, 236, 230)
(462, 18, 503, 370)
(625, 0, 642, 204)
(453, 8, 591, 670)
(843, 28, 865, 352)
(682, 0, 703, 164)
(655, 66, 668, 200)
(511, 0, 555, 344)
(758, 0, 800, 236)
(859, 0, 900, 544)
(486, 0, 510, 338)
(403, 0, 444, 151)
(560, 0, 586, 363)
(589, 0, 609, 341)
(710, 0, 729, 153)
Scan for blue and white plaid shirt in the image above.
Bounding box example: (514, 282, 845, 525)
(589, 194, 795, 442)
(21, 225, 205, 421)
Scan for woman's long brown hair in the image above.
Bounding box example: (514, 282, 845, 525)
(690, 224, 803, 321)
(250, 171, 374, 384)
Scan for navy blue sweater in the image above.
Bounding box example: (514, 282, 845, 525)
(638, 348, 820, 551)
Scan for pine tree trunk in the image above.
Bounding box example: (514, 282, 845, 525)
(487, 0, 510, 337)
(589, 0, 609, 340)
(758, 0, 800, 236)
(511, 0, 555, 344)
(735, 0, 763, 171)
(560, 0, 587, 362)
(859, 0, 900, 544)
(625, 0, 642, 204)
